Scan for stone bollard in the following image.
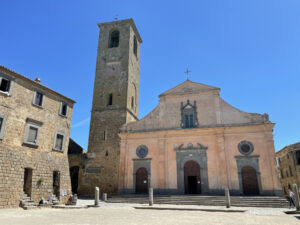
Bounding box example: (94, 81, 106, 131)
(103, 193, 107, 202)
(95, 187, 99, 206)
(293, 184, 300, 211)
(149, 187, 153, 206)
(225, 187, 231, 208)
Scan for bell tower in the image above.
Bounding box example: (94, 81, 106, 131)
(84, 19, 142, 194)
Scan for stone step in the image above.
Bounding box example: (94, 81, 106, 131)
(23, 205, 39, 210)
(107, 195, 289, 208)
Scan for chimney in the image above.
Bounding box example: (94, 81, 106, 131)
(35, 77, 41, 83)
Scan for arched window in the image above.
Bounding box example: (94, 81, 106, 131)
(109, 30, 119, 48)
(133, 35, 137, 56)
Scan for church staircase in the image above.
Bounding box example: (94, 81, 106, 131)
(107, 195, 289, 208)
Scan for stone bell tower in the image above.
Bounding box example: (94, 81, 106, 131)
(83, 19, 142, 195)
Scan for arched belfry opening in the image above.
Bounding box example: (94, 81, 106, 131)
(109, 30, 119, 48)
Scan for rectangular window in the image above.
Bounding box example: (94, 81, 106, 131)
(0, 78, 10, 92)
(296, 151, 300, 165)
(0, 114, 7, 140)
(0, 73, 13, 96)
(33, 91, 44, 107)
(53, 131, 65, 152)
(59, 102, 68, 117)
(280, 169, 284, 178)
(108, 93, 113, 105)
(27, 126, 38, 143)
(23, 118, 42, 147)
(55, 134, 63, 150)
(103, 130, 107, 140)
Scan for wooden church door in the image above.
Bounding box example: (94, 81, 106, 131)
(136, 168, 148, 194)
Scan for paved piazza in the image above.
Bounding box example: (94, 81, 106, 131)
(0, 201, 299, 225)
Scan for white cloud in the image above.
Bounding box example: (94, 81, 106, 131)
(72, 117, 90, 128)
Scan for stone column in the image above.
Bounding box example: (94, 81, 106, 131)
(103, 193, 107, 202)
(293, 184, 300, 211)
(225, 187, 230, 208)
(149, 187, 153, 206)
(95, 187, 99, 206)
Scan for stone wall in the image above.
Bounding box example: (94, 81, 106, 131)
(0, 146, 71, 208)
(0, 66, 75, 208)
(276, 142, 300, 198)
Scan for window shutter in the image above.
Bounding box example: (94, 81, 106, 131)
(55, 134, 64, 150)
(28, 127, 38, 143)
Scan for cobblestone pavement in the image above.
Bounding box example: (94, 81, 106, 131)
(0, 201, 299, 225)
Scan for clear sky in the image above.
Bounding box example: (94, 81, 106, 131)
(0, 0, 299, 151)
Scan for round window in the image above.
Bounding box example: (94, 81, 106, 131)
(238, 141, 254, 155)
(136, 145, 148, 158)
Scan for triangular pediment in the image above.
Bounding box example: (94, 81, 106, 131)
(159, 80, 219, 97)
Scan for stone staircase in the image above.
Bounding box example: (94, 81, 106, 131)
(107, 195, 289, 208)
(51, 195, 60, 205)
(20, 193, 38, 210)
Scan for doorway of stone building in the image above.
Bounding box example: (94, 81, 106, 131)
(135, 167, 148, 194)
(184, 160, 201, 194)
(241, 166, 259, 195)
(23, 168, 32, 197)
(70, 166, 79, 194)
(53, 171, 60, 198)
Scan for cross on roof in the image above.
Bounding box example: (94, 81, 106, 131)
(184, 69, 191, 80)
(114, 14, 119, 21)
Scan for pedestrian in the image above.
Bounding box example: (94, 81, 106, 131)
(288, 189, 295, 208)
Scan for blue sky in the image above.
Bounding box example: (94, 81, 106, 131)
(0, 0, 299, 151)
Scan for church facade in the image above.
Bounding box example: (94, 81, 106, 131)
(83, 18, 281, 196)
(118, 80, 282, 196)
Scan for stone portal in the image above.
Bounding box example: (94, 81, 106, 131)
(241, 166, 259, 195)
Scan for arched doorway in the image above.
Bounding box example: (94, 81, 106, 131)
(136, 167, 148, 194)
(70, 166, 79, 194)
(241, 166, 259, 195)
(184, 160, 201, 194)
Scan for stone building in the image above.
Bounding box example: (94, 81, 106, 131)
(118, 80, 282, 196)
(276, 142, 300, 197)
(0, 65, 75, 208)
(81, 18, 142, 195)
(68, 138, 87, 195)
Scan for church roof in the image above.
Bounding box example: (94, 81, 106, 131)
(159, 79, 220, 97)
